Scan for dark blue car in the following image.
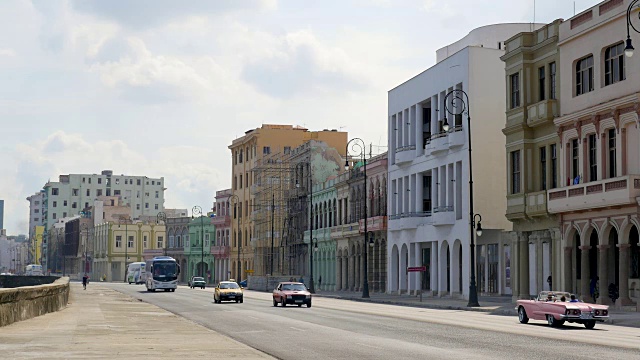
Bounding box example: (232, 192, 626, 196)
(239, 279, 247, 287)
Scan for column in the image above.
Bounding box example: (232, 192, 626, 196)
(617, 244, 633, 305)
(416, 173, 424, 213)
(414, 243, 421, 294)
(580, 246, 591, 302)
(597, 244, 610, 304)
(518, 232, 530, 299)
(342, 255, 348, 290)
(431, 95, 438, 136)
(336, 253, 341, 291)
(415, 104, 423, 156)
(431, 242, 438, 294)
(563, 247, 573, 294)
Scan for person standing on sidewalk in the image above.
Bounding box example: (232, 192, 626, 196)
(82, 273, 89, 290)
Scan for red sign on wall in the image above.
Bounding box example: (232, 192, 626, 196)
(407, 266, 426, 272)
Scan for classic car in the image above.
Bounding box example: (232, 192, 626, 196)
(516, 291, 609, 329)
(273, 282, 311, 307)
(214, 281, 244, 303)
(188, 276, 206, 289)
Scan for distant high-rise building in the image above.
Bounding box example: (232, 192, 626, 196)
(0, 199, 4, 230)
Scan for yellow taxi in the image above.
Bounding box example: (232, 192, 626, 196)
(214, 280, 244, 303)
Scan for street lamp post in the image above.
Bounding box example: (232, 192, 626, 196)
(624, 0, 639, 57)
(229, 195, 241, 281)
(81, 223, 92, 276)
(192, 206, 205, 278)
(156, 212, 167, 256)
(345, 138, 370, 298)
(118, 216, 131, 283)
(295, 161, 315, 293)
(443, 89, 481, 307)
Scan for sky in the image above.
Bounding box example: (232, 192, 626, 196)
(0, 0, 604, 235)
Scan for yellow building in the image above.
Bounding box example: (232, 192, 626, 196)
(93, 221, 165, 282)
(228, 124, 347, 280)
(32, 225, 44, 265)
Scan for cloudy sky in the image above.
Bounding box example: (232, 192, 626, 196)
(1, 0, 602, 235)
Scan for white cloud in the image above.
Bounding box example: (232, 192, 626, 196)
(0, 48, 16, 57)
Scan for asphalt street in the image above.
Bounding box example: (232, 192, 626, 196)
(104, 283, 640, 360)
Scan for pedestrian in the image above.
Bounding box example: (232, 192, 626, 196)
(590, 276, 599, 300)
(569, 294, 579, 302)
(299, 276, 304, 285)
(289, 277, 294, 282)
(82, 273, 89, 290)
(547, 275, 552, 291)
(318, 275, 322, 289)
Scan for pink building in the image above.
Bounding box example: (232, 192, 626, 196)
(548, 0, 640, 306)
(211, 189, 232, 283)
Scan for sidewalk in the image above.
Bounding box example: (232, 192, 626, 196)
(0, 283, 274, 359)
(313, 289, 640, 327)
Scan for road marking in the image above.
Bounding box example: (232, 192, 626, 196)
(238, 330, 266, 334)
(356, 343, 383, 350)
(247, 316, 259, 320)
(289, 327, 305, 332)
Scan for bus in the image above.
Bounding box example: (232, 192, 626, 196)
(127, 262, 146, 284)
(25, 264, 43, 276)
(145, 256, 180, 292)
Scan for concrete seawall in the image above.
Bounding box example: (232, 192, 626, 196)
(0, 277, 70, 327)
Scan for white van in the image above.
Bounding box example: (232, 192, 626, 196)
(127, 262, 146, 284)
(25, 264, 43, 276)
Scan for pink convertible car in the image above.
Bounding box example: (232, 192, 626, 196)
(516, 291, 609, 329)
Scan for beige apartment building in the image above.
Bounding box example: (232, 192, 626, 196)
(228, 124, 347, 280)
(549, 0, 639, 306)
(502, 20, 563, 301)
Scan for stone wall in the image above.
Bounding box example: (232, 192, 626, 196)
(0, 277, 70, 327)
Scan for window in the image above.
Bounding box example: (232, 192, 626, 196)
(137, 191, 140, 198)
(239, 149, 243, 163)
(34, 208, 39, 214)
(128, 236, 134, 248)
(263, 146, 271, 155)
(145, 192, 149, 197)
(72, 202, 77, 209)
(116, 235, 122, 248)
(34, 200, 40, 205)
(63, 200, 68, 206)
(115, 178, 120, 185)
(155, 191, 159, 198)
(538, 66, 545, 101)
(145, 203, 149, 209)
(169, 235, 174, 248)
(52, 201, 57, 208)
(86, 189, 90, 196)
(609, 129, 617, 178)
(143, 235, 148, 248)
(106, 189, 111, 196)
(137, 179, 141, 185)
(114, 190, 121, 196)
(34, 217, 39, 222)
(540, 147, 547, 190)
(52, 188, 59, 195)
(576, 56, 594, 96)
(510, 73, 520, 109)
(85, 202, 89, 209)
(572, 139, 580, 180)
(246, 173, 249, 187)
(157, 236, 163, 249)
(63, 212, 67, 217)
(605, 43, 625, 86)
(82, 177, 86, 183)
(152, 180, 155, 185)
(97, 189, 103, 196)
(155, 204, 159, 210)
(234, 176, 237, 190)
(88, 178, 91, 184)
(53, 213, 57, 219)
(511, 151, 521, 194)
(205, 233, 210, 247)
(588, 134, 597, 182)
(284, 146, 291, 155)
(98, 178, 102, 184)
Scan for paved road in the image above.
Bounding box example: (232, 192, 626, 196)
(104, 283, 640, 360)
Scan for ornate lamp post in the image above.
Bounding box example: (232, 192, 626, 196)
(229, 194, 241, 281)
(443, 89, 481, 307)
(192, 206, 205, 278)
(345, 138, 370, 299)
(624, 0, 639, 57)
(295, 161, 315, 293)
(156, 211, 167, 256)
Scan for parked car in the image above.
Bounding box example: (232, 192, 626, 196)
(214, 281, 244, 303)
(516, 291, 609, 329)
(272, 282, 311, 307)
(188, 276, 206, 289)
(239, 279, 247, 287)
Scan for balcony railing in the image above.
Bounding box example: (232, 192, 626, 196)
(210, 246, 230, 256)
(395, 144, 416, 164)
(547, 175, 640, 213)
(388, 211, 432, 231)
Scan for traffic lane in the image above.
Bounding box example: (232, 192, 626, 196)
(243, 289, 640, 350)
(104, 284, 640, 360)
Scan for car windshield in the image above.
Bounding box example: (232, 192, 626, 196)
(193, 277, 204, 281)
(152, 261, 178, 280)
(220, 283, 240, 289)
(538, 291, 571, 301)
(282, 284, 307, 291)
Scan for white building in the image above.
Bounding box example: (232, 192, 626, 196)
(387, 24, 542, 299)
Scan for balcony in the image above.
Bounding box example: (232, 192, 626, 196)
(447, 126, 465, 148)
(432, 206, 455, 226)
(211, 215, 230, 227)
(547, 175, 640, 214)
(358, 216, 388, 233)
(210, 246, 229, 256)
(330, 223, 360, 239)
(526, 190, 548, 217)
(388, 212, 432, 231)
(506, 193, 525, 220)
(395, 145, 416, 165)
(507, 191, 549, 220)
(430, 132, 448, 155)
(526, 99, 557, 128)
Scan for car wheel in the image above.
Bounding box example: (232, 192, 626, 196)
(547, 315, 559, 327)
(518, 307, 529, 324)
(281, 298, 286, 307)
(298, 304, 302, 307)
(273, 298, 278, 307)
(235, 299, 239, 303)
(307, 302, 312, 308)
(202, 287, 205, 289)
(584, 320, 596, 329)
(240, 298, 243, 304)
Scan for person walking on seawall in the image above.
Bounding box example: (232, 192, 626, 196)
(82, 273, 89, 290)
